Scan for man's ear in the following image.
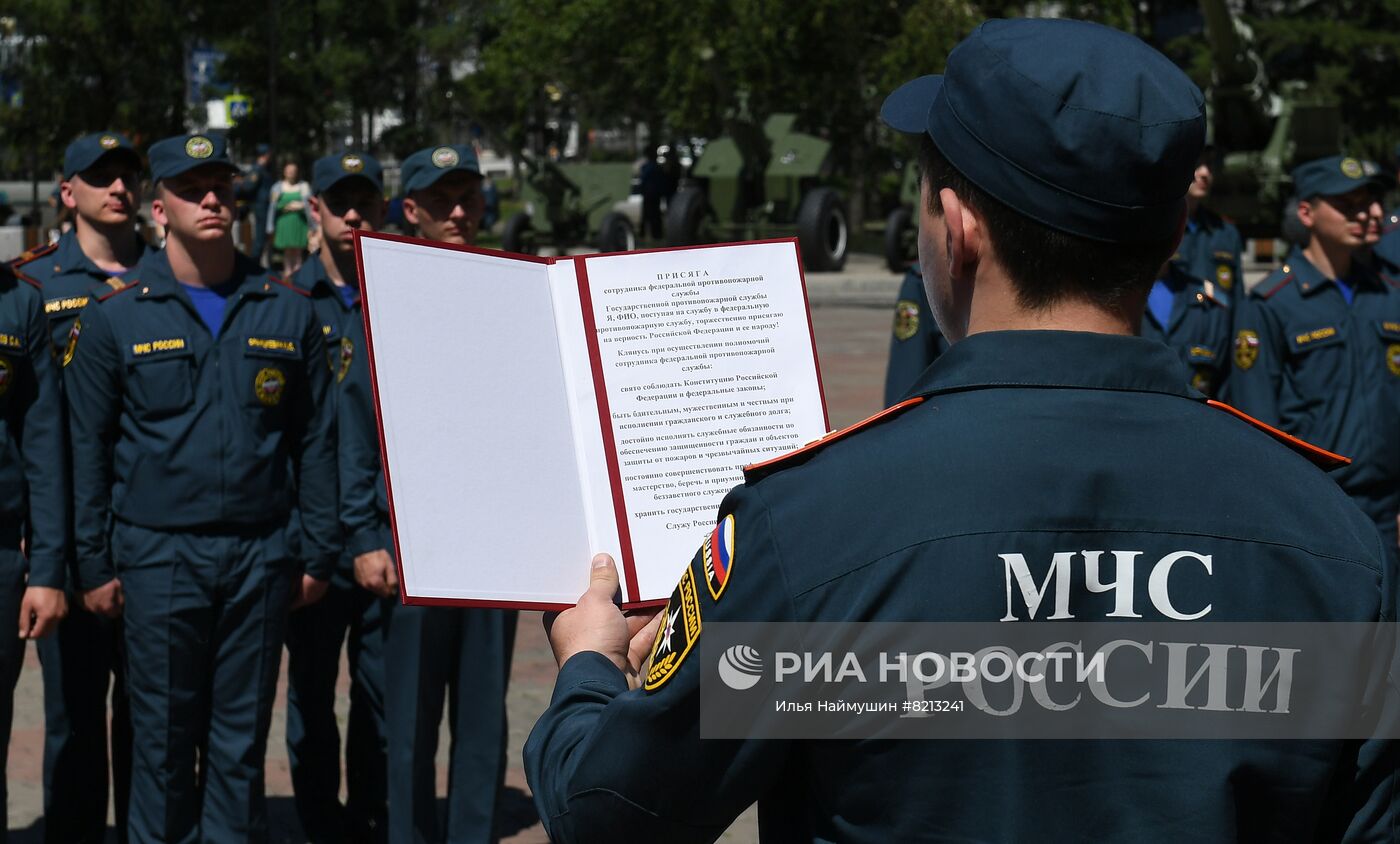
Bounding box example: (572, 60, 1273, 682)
(401, 196, 420, 226)
(939, 187, 982, 282)
(150, 194, 168, 229)
(1296, 198, 1316, 231)
(59, 181, 78, 211)
(310, 196, 323, 227)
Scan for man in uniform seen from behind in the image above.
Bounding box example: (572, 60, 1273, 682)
(64, 134, 339, 842)
(524, 19, 1398, 842)
(1224, 156, 1400, 555)
(286, 150, 389, 843)
(0, 262, 68, 840)
(1175, 144, 1244, 294)
(341, 143, 515, 844)
(10, 131, 145, 844)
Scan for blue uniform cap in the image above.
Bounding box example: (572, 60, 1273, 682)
(401, 144, 480, 195)
(880, 18, 1205, 244)
(312, 151, 383, 194)
(147, 134, 239, 183)
(63, 132, 141, 180)
(1291, 155, 1387, 199)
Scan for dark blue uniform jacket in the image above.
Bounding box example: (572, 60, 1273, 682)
(12, 231, 150, 352)
(64, 249, 339, 589)
(526, 329, 1398, 844)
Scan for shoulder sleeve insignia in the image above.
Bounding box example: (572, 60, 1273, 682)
(62, 319, 81, 367)
(1233, 329, 1259, 370)
(702, 514, 736, 602)
(1207, 400, 1349, 470)
(892, 299, 920, 341)
(644, 565, 703, 692)
(744, 397, 923, 483)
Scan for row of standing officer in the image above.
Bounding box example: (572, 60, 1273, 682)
(887, 148, 1400, 565)
(6, 131, 513, 842)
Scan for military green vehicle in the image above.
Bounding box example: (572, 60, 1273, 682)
(882, 164, 920, 273)
(664, 112, 849, 272)
(1199, 0, 1340, 239)
(501, 155, 637, 255)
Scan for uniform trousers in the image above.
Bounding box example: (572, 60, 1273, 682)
(37, 608, 130, 843)
(285, 568, 390, 843)
(384, 591, 516, 843)
(0, 543, 27, 844)
(117, 520, 295, 844)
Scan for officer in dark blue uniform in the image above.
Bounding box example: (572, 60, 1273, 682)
(344, 143, 515, 843)
(0, 263, 69, 839)
(1224, 155, 1400, 554)
(11, 131, 145, 844)
(523, 19, 1399, 842)
(64, 134, 339, 843)
(1173, 145, 1244, 294)
(11, 132, 149, 351)
(286, 150, 389, 843)
(882, 266, 949, 407)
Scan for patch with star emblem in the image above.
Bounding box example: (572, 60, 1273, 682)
(62, 320, 81, 367)
(185, 136, 214, 160)
(254, 367, 286, 406)
(892, 299, 919, 341)
(1234, 329, 1259, 370)
(644, 566, 702, 692)
(0, 355, 11, 397)
(1215, 264, 1233, 290)
(337, 336, 354, 382)
(702, 514, 736, 602)
(1387, 344, 1400, 377)
(431, 147, 460, 169)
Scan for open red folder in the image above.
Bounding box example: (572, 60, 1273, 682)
(354, 233, 829, 610)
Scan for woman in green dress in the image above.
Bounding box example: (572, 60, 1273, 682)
(267, 161, 313, 272)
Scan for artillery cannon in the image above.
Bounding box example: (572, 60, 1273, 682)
(1199, 0, 1340, 239)
(664, 111, 849, 272)
(501, 154, 637, 255)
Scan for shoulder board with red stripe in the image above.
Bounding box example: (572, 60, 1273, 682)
(1257, 271, 1293, 299)
(10, 266, 40, 290)
(97, 279, 138, 302)
(12, 242, 56, 268)
(1207, 400, 1348, 470)
(743, 397, 924, 483)
(269, 274, 310, 297)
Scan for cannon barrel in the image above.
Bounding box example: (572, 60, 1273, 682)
(1199, 0, 1274, 152)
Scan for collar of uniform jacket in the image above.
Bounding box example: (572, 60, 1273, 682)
(1282, 249, 1386, 298)
(906, 329, 1199, 400)
(49, 228, 150, 280)
(132, 248, 278, 300)
(292, 254, 356, 305)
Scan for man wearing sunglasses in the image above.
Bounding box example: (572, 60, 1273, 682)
(1226, 155, 1400, 556)
(285, 151, 390, 842)
(11, 131, 148, 844)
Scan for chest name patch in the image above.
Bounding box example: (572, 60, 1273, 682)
(45, 296, 88, 314)
(0, 333, 22, 350)
(248, 337, 296, 354)
(1293, 326, 1337, 347)
(131, 338, 187, 356)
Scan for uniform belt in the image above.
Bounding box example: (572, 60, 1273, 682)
(113, 516, 287, 539)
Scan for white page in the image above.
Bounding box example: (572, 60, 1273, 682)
(578, 240, 828, 601)
(358, 236, 594, 606)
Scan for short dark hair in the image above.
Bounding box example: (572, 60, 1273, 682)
(918, 136, 1177, 311)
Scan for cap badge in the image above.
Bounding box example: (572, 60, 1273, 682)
(99, 135, 119, 150)
(431, 147, 459, 169)
(185, 136, 215, 160)
(1340, 157, 1363, 179)
(341, 154, 364, 173)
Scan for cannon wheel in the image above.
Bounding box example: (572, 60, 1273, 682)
(597, 211, 637, 253)
(502, 212, 539, 255)
(664, 187, 710, 247)
(797, 187, 849, 272)
(883, 205, 914, 273)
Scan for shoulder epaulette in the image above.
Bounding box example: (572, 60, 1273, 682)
(270, 274, 310, 297)
(1207, 400, 1348, 470)
(1200, 279, 1228, 307)
(1257, 269, 1293, 299)
(97, 279, 138, 302)
(742, 397, 923, 483)
(11, 242, 56, 267)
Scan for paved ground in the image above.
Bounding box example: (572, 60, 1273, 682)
(3, 258, 902, 842)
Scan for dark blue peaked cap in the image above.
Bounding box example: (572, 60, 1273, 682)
(881, 18, 1205, 244)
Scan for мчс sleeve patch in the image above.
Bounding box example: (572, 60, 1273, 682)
(644, 565, 703, 692)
